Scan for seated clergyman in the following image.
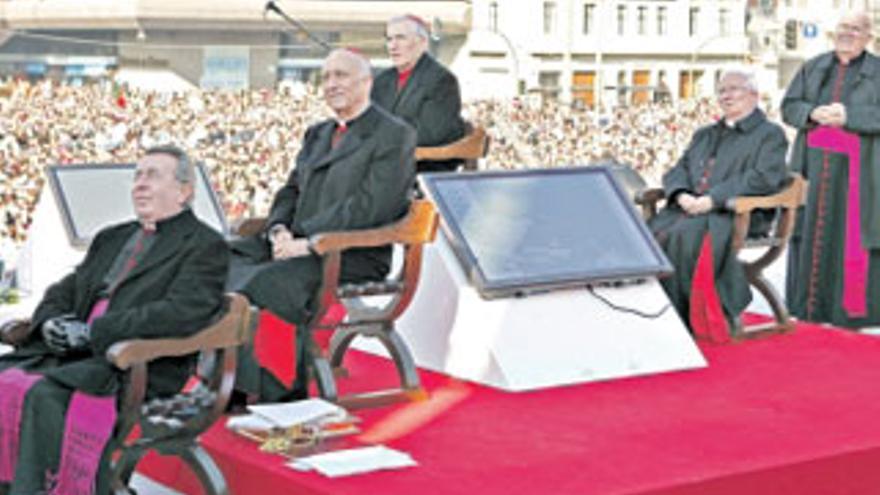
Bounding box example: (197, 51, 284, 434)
(227, 49, 416, 403)
(649, 68, 788, 342)
(0, 145, 228, 495)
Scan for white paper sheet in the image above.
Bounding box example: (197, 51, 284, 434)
(288, 445, 417, 477)
(246, 398, 346, 428)
(225, 413, 275, 431)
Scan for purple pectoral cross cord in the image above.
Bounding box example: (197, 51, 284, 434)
(807, 126, 868, 318)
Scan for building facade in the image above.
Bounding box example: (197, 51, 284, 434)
(456, 0, 749, 107)
(745, 0, 876, 90)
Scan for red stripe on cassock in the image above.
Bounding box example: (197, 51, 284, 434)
(689, 233, 731, 343)
(253, 304, 348, 387)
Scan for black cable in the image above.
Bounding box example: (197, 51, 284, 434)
(264, 1, 333, 53)
(586, 284, 670, 320)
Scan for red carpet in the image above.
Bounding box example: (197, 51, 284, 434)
(139, 322, 880, 495)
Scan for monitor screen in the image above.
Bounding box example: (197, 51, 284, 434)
(419, 166, 672, 299)
(46, 163, 228, 246)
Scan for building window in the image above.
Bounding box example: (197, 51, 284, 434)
(489, 2, 498, 32)
(637, 6, 647, 35)
(689, 7, 699, 36)
(617, 5, 627, 35)
(543, 2, 557, 35)
(583, 3, 595, 35)
(719, 8, 730, 36)
(658, 6, 667, 35)
(539, 71, 561, 100)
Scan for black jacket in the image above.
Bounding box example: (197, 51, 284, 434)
(371, 53, 466, 173)
(26, 208, 229, 396)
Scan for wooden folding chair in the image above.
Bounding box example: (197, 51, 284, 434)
(637, 173, 808, 339)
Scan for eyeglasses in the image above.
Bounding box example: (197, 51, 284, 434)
(836, 22, 868, 35)
(716, 85, 748, 96)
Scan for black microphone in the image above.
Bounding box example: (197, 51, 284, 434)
(263, 0, 332, 53)
(264, 1, 281, 16)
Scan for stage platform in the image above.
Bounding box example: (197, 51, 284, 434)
(139, 321, 880, 495)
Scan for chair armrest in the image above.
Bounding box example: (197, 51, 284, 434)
(231, 217, 268, 237)
(309, 200, 439, 255)
(635, 187, 666, 220)
(106, 293, 255, 370)
(0, 319, 32, 347)
(635, 187, 666, 205)
(728, 174, 808, 213)
(415, 126, 489, 162)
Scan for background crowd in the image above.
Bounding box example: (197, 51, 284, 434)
(0, 79, 774, 263)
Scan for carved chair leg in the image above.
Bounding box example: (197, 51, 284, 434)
(328, 325, 365, 368)
(111, 446, 147, 494)
(329, 323, 426, 409)
(311, 355, 338, 402)
(749, 271, 790, 328)
(178, 443, 229, 495)
(378, 327, 422, 393)
(732, 263, 794, 340)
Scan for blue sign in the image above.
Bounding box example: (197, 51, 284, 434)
(803, 22, 818, 39)
(24, 62, 46, 75)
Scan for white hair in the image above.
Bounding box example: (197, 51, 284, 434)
(719, 67, 758, 93)
(388, 15, 430, 40)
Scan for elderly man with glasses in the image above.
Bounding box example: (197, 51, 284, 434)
(0, 146, 228, 495)
(782, 11, 880, 331)
(649, 68, 788, 342)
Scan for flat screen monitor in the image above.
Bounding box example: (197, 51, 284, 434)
(46, 163, 228, 246)
(419, 166, 673, 299)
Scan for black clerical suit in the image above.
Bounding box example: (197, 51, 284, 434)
(0, 208, 228, 494)
(782, 50, 880, 327)
(229, 104, 416, 401)
(371, 53, 466, 173)
(649, 109, 788, 330)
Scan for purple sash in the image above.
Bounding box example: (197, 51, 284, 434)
(807, 126, 867, 317)
(48, 393, 116, 495)
(0, 367, 117, 494)
(0, 369, 41, 482)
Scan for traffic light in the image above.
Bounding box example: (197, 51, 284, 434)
(785, 19, 798, 50)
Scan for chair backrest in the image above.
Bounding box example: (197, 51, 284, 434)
(309, 199, 439, 327)
(110, 293, 256, 450)
(415, 123, 490, 171)
(731, 173, 807, 253)
(107, 293, 257, 494)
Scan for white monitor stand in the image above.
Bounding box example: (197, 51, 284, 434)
(353, 232, 706, 392)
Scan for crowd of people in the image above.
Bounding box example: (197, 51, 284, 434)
(0, 78, 767, 262)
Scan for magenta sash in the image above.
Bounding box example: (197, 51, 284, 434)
(48, 393, 116, 495)
(0, 369, 41, 482)
(807, 126, 867, 317)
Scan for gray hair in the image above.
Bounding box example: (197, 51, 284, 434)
(144, 144, 194, 184)
(388, 15, 430, 40)
(718, 67, 758, 94)
(144, 145, 195, 205)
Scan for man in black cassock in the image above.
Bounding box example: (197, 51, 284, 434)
(228, 49, 415, 402)
(649, 69, 788, 341)
(0, 146, 228, 494)
(782, 11, 880, 329)
(371, 15, 466, 173)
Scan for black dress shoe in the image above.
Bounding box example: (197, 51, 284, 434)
(225, 389, 252, 413)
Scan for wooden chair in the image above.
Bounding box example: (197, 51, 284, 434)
(233, 199, 439, 410)
(415, 123, 490, 171)
(307, 199, 439, 409)
(636, 173, 808, 339)
(0, 293, 258, 495)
